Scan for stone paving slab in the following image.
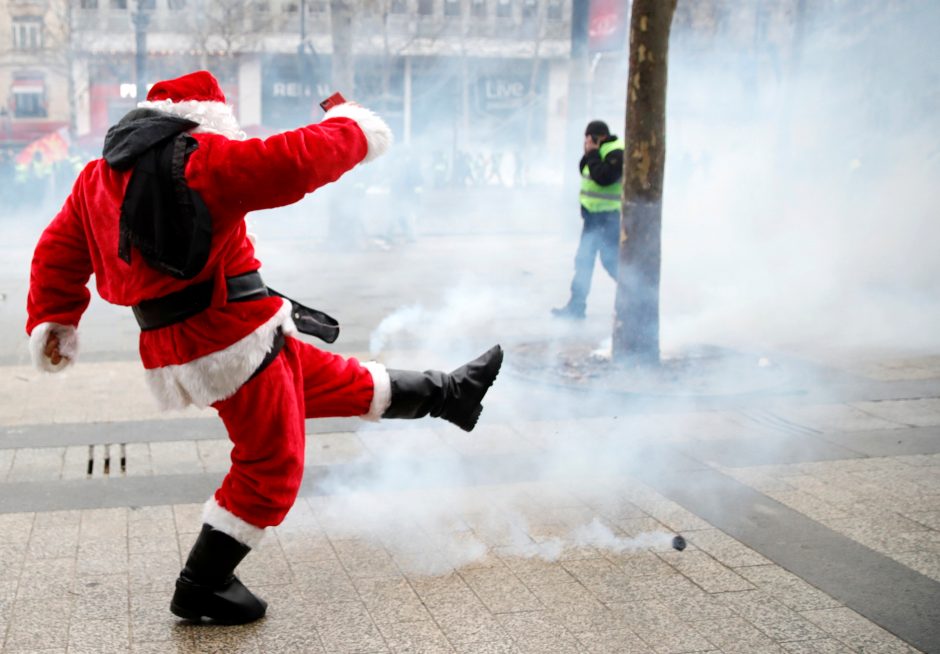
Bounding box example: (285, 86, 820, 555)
(722, 453, 940, 584)
(0, 479, 927, 654)
(0, 362, 211, 427)
(2, 360, 940, 652)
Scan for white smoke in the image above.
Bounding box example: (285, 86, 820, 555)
(300, 4, 940, 576)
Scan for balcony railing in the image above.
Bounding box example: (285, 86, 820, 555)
(9, 0, 50, 8)
(68, 1, 570, 51)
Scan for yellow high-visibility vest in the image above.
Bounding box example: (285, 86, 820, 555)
(579, 137, 624, 213)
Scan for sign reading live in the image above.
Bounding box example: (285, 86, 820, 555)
(588, 0, 628, 53)
(475, 76, 530, 114)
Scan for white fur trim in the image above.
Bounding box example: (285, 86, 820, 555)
(202, 497, 266, 549)
(29, 322, 78, 373)
(361, 361, 391, 422)
(145, 300, 293, 410)
(136, 98, 247, 140)
(323, 103, 392, 163)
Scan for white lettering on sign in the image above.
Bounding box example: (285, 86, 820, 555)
(479, 77, 529, 112)
(273, 82, 303, 98)
(120, 83, 137, 99)
(272, 82, 313, 98)
(484, 79, 526, 99)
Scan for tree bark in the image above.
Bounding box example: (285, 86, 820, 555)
(612, 0, 676, 364)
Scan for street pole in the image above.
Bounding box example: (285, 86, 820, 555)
(65, 0, 77, 137)
(299, 0, 309, 91)
(132, 3, 150, 103)
(565, 0, 590, 195)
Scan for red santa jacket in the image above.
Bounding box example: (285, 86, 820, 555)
(27, 102, 391, 409)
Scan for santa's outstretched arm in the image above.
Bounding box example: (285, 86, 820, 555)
(26, 192, 93, 372)
(195, 102, 392, 215)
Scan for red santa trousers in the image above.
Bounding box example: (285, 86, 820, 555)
(205, 335, 385, 543)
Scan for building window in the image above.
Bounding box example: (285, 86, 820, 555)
(522, 0, 536, 19)
(12, 17, 43, 50)
(168, 0, 186, 8)
(496, 0, 511, 18)
(417, 0, 433, 15)
(110, 0, 128, 9)
(471, 0, 485, 17)
(80, 0, 99, 8)
(390, 0, 407, 13)
(444, 0, 460, 16)
(138, 0, 156, 9)
(12, 79, 47, 118)
(547, 0, 562, 20)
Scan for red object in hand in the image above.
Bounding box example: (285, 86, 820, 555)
(319, 92, 346, 112)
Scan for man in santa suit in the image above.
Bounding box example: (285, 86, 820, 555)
(26, 70, 502, 624)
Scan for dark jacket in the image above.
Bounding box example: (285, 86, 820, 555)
(578, 134, 624, 186)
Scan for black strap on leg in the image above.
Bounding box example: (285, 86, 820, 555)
(266, 287, 340, 343)
(247, 327, 286, 382)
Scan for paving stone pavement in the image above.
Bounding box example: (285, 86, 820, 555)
(1, 229, 939, 652)
(1, 364, 939, 653)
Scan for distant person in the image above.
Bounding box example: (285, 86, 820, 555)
(387, 145, 422, 243)
(26, 70, 503, 625)
(552, 120, 624, 320)
(0, 148, 15, 206)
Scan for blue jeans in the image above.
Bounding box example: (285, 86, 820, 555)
(567, 207, 619, 311)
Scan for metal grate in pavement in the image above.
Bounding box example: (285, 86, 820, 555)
(85, 443, 127, 477)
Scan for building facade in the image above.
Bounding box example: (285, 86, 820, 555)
(3, 0, 820, 174)
(1, 0, 72, 148)
(2, 0, 603, 167)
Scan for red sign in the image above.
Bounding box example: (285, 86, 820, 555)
(589, 0, 628, 53)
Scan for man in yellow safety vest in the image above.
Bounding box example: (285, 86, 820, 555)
(552, 120, 624, 320)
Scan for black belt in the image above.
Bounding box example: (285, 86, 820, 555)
(131, 270, 340, 343)
(133, 271, 267, 331)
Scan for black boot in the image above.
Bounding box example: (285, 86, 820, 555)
(383, 345, 503, 432)
(170, 524, 267, 624)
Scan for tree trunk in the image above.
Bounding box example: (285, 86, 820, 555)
(612, 0, 676, 364)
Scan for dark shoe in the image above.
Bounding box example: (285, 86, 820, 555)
(384, 345, 503, 432)
(551, 304, 585, 320)
(170, 524, 267, 625)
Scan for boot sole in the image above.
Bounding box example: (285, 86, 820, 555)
(170, 600, 203, 622)
(170, 600, 267, 625)
(453, 345, 504, 432)
(170, 581, 268, 625)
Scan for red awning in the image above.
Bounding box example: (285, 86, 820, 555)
(13, 127, 70, 166)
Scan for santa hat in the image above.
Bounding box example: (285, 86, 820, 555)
(146, 70, 227, 104)
(138, 70, 391, 161)
(138, 70, 246, 140)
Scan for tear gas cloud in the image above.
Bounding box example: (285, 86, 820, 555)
(661, 2, 940, 356)
(301, 2, 940, 573)
(3, 3, 937, 572)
